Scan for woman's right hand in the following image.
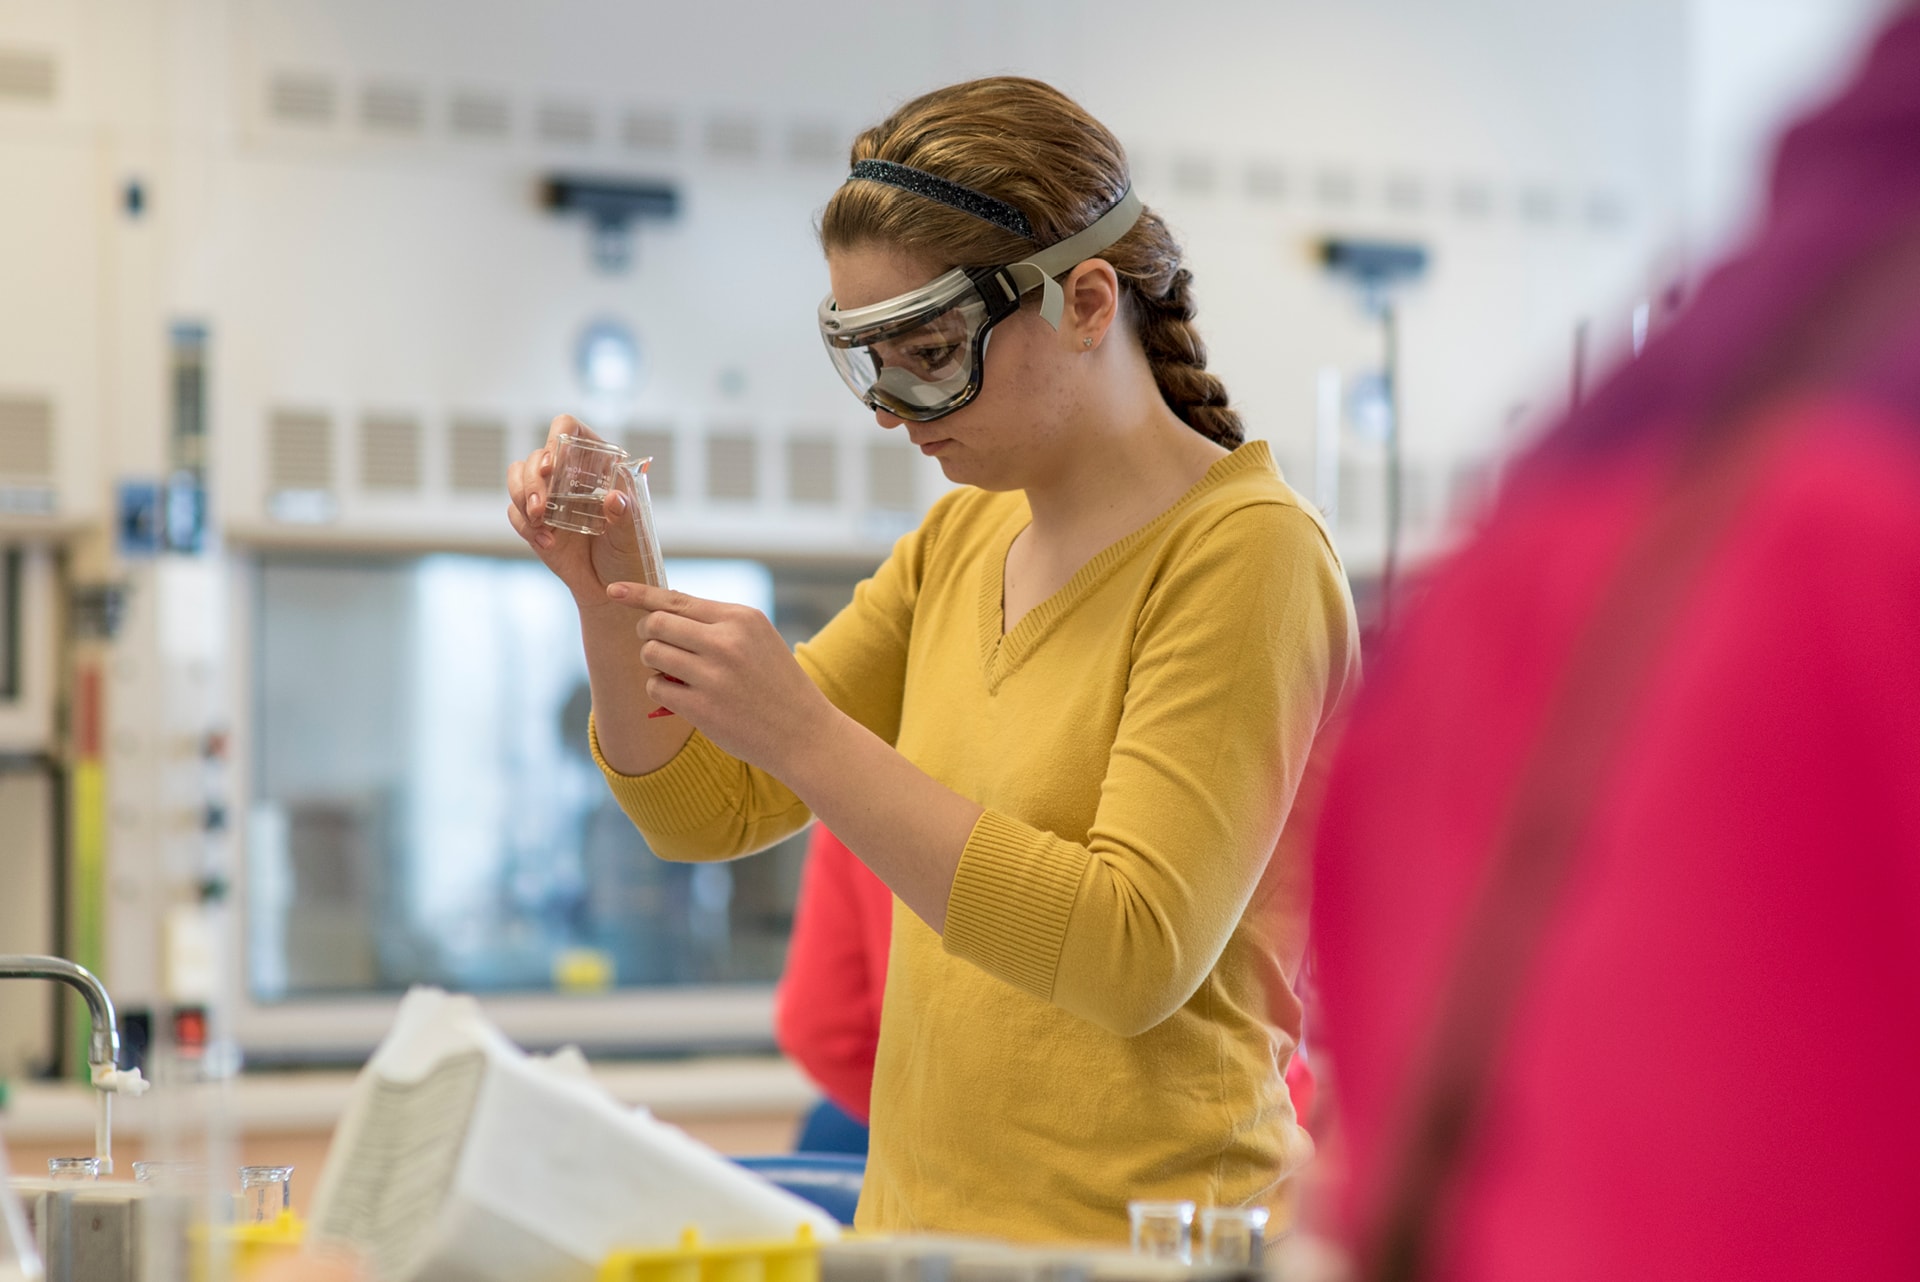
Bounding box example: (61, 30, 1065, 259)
(507, 415, 650, 611)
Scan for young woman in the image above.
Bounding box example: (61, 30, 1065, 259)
(507, 76, 1358, 1244)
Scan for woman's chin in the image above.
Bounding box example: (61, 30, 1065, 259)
(930, 451, 985, 487)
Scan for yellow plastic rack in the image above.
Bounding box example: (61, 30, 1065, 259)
(599, 1224, 823, 1282)
(190, 1210, 305, 1281)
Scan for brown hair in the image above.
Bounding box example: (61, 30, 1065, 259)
(820, 77, 1243, 448)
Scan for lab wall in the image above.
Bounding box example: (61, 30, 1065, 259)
(2, 0, 1695, 569)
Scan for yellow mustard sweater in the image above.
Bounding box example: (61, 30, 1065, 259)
(593, 442, 1359, 1244)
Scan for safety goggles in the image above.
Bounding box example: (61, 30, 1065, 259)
(819, 163, 1143, 422)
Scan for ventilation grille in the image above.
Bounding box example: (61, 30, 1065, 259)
(787, 438, 837, 505)
(1245, 163, 1288, 201)
(1337, 460, 1383, 531)
(450, 90, 510, 139)
(1520, 188, 1560, 225)
(623, 427, 675, 500)
(269, 410, 333, 492)
(704, 115, 760, 161)
(706, 433, 757, 501)
(0, 49, 57, 102)
(623, 109, 676, 151)
(1452, 180, 1495, 219)
(1585, 191, 1629, 231)
(268, 72, 337, 125)
(361, 82, 425, 133)
(1384, 174, 1427, 214)
(360, 414, 422, 491)
(0, 397, 54, 478)
(537, 101, 595, 146)
(1315, 168, 1359, 208)
(449, 418, 507, 495)
(1402, 464, 1440, 533)
(1170, 155, 1217, 196)
(867, 443, 917, 512)
(787, 121, 841, 165)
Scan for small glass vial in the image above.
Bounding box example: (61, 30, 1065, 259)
(238, 1165, 293, 1224)
(47, 1157, 101, 1183)
(1128, 1199, 1196, 1263)
(1199, 1205, 1271, 1266)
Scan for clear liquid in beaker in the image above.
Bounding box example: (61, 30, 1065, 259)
(238, 1165, 293, 1224)
(543, 434, 629, 536)
(46, 1158, 99, 1183)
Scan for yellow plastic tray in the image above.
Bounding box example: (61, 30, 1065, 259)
(190, 1210, 304, 1281)
(204, 1212, 825, 1282)
(599, 1224, 823, 1282)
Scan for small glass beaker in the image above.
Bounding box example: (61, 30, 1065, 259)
(237, 1166, 293, 1224)
(544, 433, 633, 536)
(1198, 1205, 1270, 1266)
(1128, 1199, 1195, 1263)
(46, 1158, 100, 1183)
(132, 1161, 203, 1187)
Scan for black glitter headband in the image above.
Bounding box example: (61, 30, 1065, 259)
(847, 159, 1035, 240)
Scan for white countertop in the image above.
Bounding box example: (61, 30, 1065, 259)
(0, 1056, 816, 1141)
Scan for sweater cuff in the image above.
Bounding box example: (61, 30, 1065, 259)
(942, 809, 1091, 1001)
(588, 712, 741, 837)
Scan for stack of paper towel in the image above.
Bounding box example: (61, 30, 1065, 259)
(308, 988, 839, 1282)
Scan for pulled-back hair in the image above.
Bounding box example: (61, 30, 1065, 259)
(820, 77, 1243, 448)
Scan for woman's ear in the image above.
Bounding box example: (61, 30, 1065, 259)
(1061, 258, 1121, 351)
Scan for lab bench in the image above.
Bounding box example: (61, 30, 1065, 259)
(0, 1056, 815, 1213)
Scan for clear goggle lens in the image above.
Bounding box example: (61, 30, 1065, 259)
(824, 291, 994, 421)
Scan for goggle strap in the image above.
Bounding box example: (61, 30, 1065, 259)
(1003, 262, 1065, 329)
(1006, 188, 1145, 329)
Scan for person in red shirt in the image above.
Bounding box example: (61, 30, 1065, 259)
(1310, 9, 1920, 1281)
(775, 826, 894, 1132)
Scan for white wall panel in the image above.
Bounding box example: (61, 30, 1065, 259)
(0, 137, 103, 524)
(171, 0, 1696, 564)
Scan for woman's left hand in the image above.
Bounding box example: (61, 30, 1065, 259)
(607, 581, 837, 772)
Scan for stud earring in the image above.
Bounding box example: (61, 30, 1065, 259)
(1082, 337, 1094, 349)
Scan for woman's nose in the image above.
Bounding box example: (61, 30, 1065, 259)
(874, 409, 905, 430)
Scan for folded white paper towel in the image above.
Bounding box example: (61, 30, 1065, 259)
(309, 988, 839, 1282)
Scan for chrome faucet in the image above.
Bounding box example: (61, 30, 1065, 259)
(0, 954, 121, 1072)
(0, 955, 145, 1172)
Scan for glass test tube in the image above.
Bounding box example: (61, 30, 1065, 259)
(1198, 1205, 1271, 1266)
(1128, 1199, 1195, 1263)
(237, 1166, 293, 1224)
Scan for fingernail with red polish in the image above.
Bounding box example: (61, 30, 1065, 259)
(647, 707, 676, 719)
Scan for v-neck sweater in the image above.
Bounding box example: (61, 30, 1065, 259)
(592, 441, 1359, 1243)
